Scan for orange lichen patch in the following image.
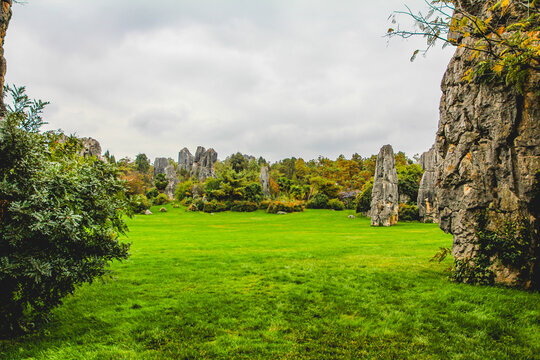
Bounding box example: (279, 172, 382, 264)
(466, 152, 472, 160)
(463, 184, 472, 196)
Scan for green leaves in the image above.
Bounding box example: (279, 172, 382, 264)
(0, 87, 130, 336)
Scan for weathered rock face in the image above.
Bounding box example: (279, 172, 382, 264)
(80, 137, 104, 160)
(178, 147, 194, 171)
(417, 145, 440, 223)
(191, 147, 218, 181)
(260, 166, 270, 197)
(153, 157, 169, 176)
(436, 2, 539, 288)
(370, 145, 399, 226)
(0, 0, 12, 117)
(164, 164, 180, 200)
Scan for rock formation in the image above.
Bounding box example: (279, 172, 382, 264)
(370, 145, 399, 226)
(436, 2, 539, 288)
(191, 146, 218, 181)
(260, 166, 270, 197)
(178, 147, 194, 171)
(80, 137, 103, 160)
(417, 145, 440, 223)
(164, 164, 179, 200)
(175, 146, 218, 181)
(153, 157, 170, 176)
(154, 157, 180, 200)
(0, 0, 12, 117)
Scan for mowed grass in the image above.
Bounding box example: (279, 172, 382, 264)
(1, 206, 539, 359)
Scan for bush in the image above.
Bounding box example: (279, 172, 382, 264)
(0, 87, 130, 335)
(175, 181, 193, 201)
(306, 193, 329, 209)
(129, 194, 150, 214)
(154, 173, 168, 191)
(146, 187, 159, 199)
(153, 193, 169, 205)
(267, 201, 304, 214)
(259, 200, 272, 210)
(186, 203, 198, 212)
(230, 201, 258, 212)
(193, 198, 205, 211)
(328, 198, 345, 211)
(399, 203, 419, 221)
(356, 181, 373, 214)
(203, 200, 228, 213)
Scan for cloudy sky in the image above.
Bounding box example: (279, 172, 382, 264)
(5, 0, 454, 163)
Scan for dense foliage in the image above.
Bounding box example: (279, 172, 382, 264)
(0, 86, 130, 336)
(388, 0, 540, 93)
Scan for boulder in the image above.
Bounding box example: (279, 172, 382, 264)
(348, 215, 355, 219)
(417, 145, 440, 223)
(144, 210, 152, 215)
(260, 166, 270, 197)
(436, 1, 539, 288)
(370, 145, 399, 226)
(159, 207, 167, 212)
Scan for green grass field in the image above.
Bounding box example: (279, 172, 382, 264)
(1, 206, 539, 359)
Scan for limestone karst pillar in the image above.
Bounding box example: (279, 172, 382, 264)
(370, 144, 399, 226)
(417, 145, 440, 223)
(436, 2, 539, 288)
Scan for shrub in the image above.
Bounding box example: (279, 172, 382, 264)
(0, 87, 130, 335)
(356, 181, 373, 214)
(244, 183, 263, 202)
(153, 193, 169, 206)
(193, 198, 205, 211)
(175, 181, 193, 201)
(267, 201, 303, 214)
(146, 187, 159, 199)
(230, 201, 258, 212)
(186, 203, 198, 212)
(328, 198, 345, 211)
(399, 203, 419, 221)
(259, 200, 272, 210)
(129, 194, 150, 214)
(306, 193, 329, 209)
(154, 173, 168, 191)
(203, 200, 228, 213)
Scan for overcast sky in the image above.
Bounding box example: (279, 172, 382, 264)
(5, 0, 454, 163)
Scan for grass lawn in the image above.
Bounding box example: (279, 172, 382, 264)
(1, 205, 539, 359)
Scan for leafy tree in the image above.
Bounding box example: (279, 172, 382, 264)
(397, 163, 424, 203)
(387, 0, 539, 92)
(229, 152, 249, 173)
(0, 86, 130, 336)
(135, 153, 151, 174)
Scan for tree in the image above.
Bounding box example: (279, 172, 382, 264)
(229, 152, 249, 173)
(387, 0, 539, 92)
(0, 86, 130, 336)
(135, 153, 150, 173)
(154, 173, 168, 191)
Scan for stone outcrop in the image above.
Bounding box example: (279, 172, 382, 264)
(191, 146, 218, 181)
(436, 1, 539, 288)
(417, 145, 440, 223)
(163, 164, 179, 200)
(0, 0, 12, 117)
(370, 145, 399, 226)
(80, 137, 103, 160)
(175, 146, 218, 181)
(153, 157, 170, 176)
(154, 157, 180, 200)
(260, 166, 270, 197)
(178, 147, 194, 171)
